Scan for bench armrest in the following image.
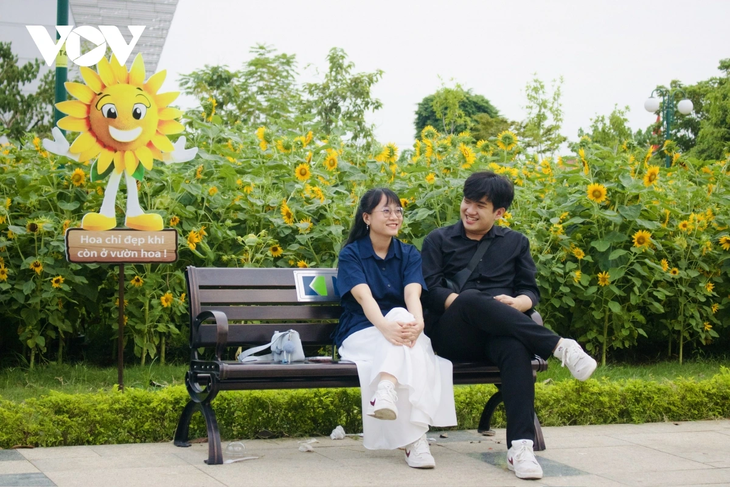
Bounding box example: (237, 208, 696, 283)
(193, 310, 229, 361)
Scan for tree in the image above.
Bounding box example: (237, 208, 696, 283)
(0, 42, 55, 140)
(414, 83, 503, 138)
(579, 105, 633, 152)
(518, 75, 566, 157)
(303, 47, 384, 144)
(691, 59, 730, 160)
(179, 44, 302, 128)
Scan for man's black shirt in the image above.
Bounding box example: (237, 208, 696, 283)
(421, 220, 540, 315)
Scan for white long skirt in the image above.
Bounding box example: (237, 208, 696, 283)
(339, 307, 457, 450)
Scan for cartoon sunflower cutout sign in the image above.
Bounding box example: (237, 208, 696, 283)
(43, 53, 197, 231)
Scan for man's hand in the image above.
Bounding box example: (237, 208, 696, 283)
(494, 294, 532, 312)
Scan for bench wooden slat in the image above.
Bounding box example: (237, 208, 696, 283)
(199, 305, 342, 321)
(198, 288, 301, 304)
(196, 323, 338, 346)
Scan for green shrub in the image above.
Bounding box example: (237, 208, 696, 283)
(1, 369, 729, 448)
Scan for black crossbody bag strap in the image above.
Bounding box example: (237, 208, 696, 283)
(451, 238, 493, 292)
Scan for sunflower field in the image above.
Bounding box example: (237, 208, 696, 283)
(0, 121, 728, 367)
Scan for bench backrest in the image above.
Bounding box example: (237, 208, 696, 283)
(186, 266, 342, 348)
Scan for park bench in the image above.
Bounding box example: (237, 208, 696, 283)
(174, 266, 548, 465)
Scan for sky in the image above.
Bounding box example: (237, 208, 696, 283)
(56, 1, 730, 151)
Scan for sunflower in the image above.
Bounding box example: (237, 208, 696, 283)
(298, 217, 312, 234)
(70, 168, 86, 186)
(243, 184, 254, 194)
(720, 236, 730, 251)
(572, 248, 585, 260)
(458, 143, 476, 168)
(26, 222, 39, 233)
(179, 293, 186, 303)
(643, 165, 660, 186)
(670, 267, 679, 276)
(294, 163, 311, 181)
(208, 186, 218, 196)
(0, 266, 8, 282)
(56, 54, 183, 174)
(704, 322, 712, 331)
(160, 292, 173, 307)
(425, 173, 436, 184)
(421, 125, 439, 141)
(678, 220, 690, 232)
(400, 198, 409, 208)
(586, 183, 608, 204)
(312, 186, 325, 203)
(324, 150, 338, 171)
(195, 164, 204, 179)
(573, 270, 582, 283)
(130, 275, 144, 287)
(705, 282, 715, 293)
(496, 131, 518, 151)
(30, 260, 43, 275)
(597, 271, 610, 287)
(297, 260, 309, 268)
(269, 244, 283, 257)
(51, 276, 64, 288)
(169, 216, 180, 226)
(661, 259, 669, 272)
(376, 143, 398, 164)
(281, 200, 294, 225)
(632, 230, 652, 248)
(712, 303, 720, 314)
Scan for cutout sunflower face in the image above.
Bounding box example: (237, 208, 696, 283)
(56, 54, 184, 177)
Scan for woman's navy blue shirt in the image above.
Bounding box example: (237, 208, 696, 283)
(334, 236, 427, 348)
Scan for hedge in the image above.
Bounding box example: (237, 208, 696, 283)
(1, 369, 730, 448)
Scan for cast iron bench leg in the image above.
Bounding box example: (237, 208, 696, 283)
(533, 413, 546, 451)
(173, 399, 223, 465)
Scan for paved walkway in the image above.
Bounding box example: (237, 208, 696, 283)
(1, 420, 729, 486)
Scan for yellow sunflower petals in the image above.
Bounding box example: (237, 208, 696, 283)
(69, 131, 98, 154)
(157, 120, 184, 135)
(128, 53, 146, 86)
(113, 151, 124, 173)
(155, 91, 178, 108)
(158, 107, 182, 120)
(57, 116, 90, 133)
(144, 70, 166, 95)
(78, 141, 103, 162)
(56, 100, 89, 118)
(146, 142, 162, 161)
(97, 149, 115, 173)
(124, 150, 138, 174)
(151, 133, 174, 153)
(135, 145, 153, 170)
(110, 55, 129, 84)
(80, 66, 104, 92)
(97, 58, 117, 87)
(65, 82, 96, 104)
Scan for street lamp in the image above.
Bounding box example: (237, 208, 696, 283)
(644, 88, 693, 167)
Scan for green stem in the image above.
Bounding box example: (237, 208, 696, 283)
(602, 311, 609, 367)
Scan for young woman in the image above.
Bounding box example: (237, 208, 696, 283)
(334, 188, 457, 469)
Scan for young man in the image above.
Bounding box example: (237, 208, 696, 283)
(421, 171, 597, 480)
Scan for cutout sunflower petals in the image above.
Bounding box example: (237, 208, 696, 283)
(80, 66, 104, 93)
(110, 55, 129, 84)
(158, 107, 182, 120)
(65, 82, 96, 104)
(146, 142, 163, 160)
(69, 131, 97, 154)
(113, 150, 125, 173)
(97, 149, 115, 173)
(57, 116, 90, 133)
(155, 91, 179, 108)
(157, 120, 184, 135)
(78, 141, 103, 162)
(128, 53, 146, 86)
(97, 58, 117, 87)
(143, 70, 166, 95)
(135, 145, 154, 170)
(56, 100, 89, 118)
(151, 133, 174, 152)
(124, 150, 138, 174)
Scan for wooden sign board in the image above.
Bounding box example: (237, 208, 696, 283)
(66, 229, 178, 264)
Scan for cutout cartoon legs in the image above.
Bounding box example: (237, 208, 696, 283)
(124, 171, 163, 231)
(81, 171, 121, 231)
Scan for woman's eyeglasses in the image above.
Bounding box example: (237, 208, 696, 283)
(378, 207, 404, 218)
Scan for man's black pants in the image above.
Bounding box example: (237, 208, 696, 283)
(429, 289, 561, 447)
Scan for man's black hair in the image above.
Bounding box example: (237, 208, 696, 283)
(463, 171, 514, 210)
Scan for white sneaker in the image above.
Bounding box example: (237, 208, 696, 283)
(404, 434, 435, 469)
(553, 338, 597, 381)
(507, 439, 543, 479)
(366, 380, 398, 420)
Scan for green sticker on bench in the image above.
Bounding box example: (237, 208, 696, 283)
(293, 270, 339, 302)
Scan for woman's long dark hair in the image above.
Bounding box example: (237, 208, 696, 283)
(345, 188, 402, 247)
